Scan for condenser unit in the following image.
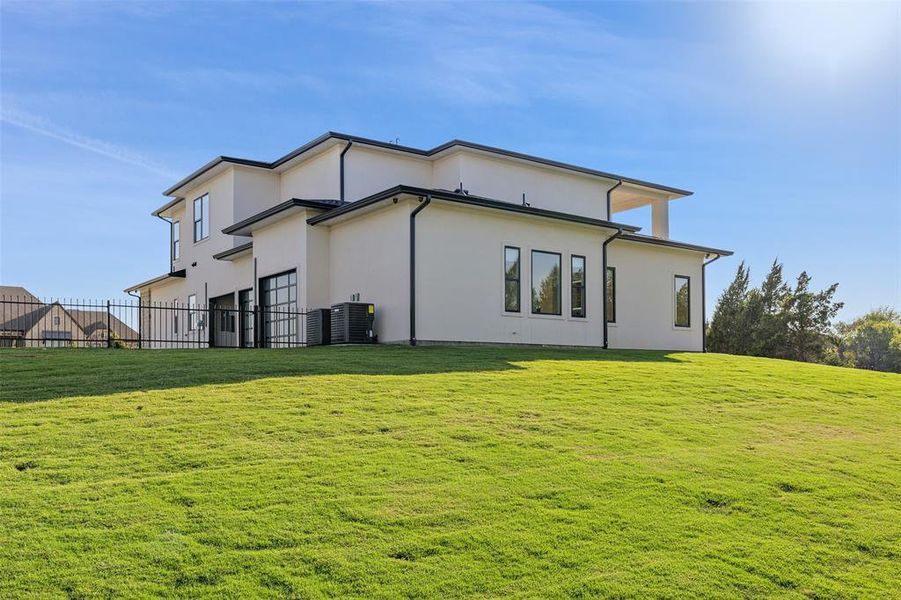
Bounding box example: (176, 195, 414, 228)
(330, 302, 375, 344)
(305, 308, 331, 346)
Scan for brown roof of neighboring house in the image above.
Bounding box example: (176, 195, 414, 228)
(0, 286, 138, 340)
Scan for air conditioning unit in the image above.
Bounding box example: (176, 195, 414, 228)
(305, 308, 331, 346)
(330, 302, 375, 344)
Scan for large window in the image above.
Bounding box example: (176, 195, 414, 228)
(193, 194, 209, 242)
(504, 246, 521, 312)
(260, 270, 297, 347)
(188, 294, 197, 331)
(674, 275, 690, 327)
(172, 220, 180, 260)
(606, 267, 616, 323)
(239, 289, 254, 348)
(173, 299, 179, 334)
(571, 255, 586, 318)
(531, 250, 561, 315)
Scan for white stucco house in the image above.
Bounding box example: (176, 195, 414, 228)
(126, 132, 731, 350)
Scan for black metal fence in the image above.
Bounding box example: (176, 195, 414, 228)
(0, 296, 308, 349)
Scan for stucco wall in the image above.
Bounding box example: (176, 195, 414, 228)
(327, 202, 412, 342)
(344, 146, 431, 201)
(280, 146, 340, 201)
(233, 167, 279, 222)
(607, 242, 703, 351)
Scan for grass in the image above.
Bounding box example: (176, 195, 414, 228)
(1, 346, 899, 598)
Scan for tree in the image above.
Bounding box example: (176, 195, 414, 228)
(782, 271, 842, 363)
(835, 308, 901, 372)
(707, 261, 750, 354)
(746, 260, 791, 358)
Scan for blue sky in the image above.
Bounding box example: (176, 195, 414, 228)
(1, 1, 898, 319)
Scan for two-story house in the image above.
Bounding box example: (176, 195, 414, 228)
(126, 132, 731, 350)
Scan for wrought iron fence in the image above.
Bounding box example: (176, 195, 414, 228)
(0, 296, 308, 349)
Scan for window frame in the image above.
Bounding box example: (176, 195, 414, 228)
(530, 249, 562, 316)
(193, 194, 209, 243)
(503, 245, 521, 313)
(673, 274, 691, 328)
(172, 220, 180, 260)
(570, 254, 586, 318)
(188, 294, 198, 331)
(173, 299, 179, 334)
(606, 266, 616, 324)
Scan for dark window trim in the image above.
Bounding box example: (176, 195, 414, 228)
(674, 274, 691, 328)
(571, 254, 586, 318)
(531, 249, 563, 316)
(504, 245, 521, 313)
(606, 267, 616, 324)
(193, 193, 209, 243)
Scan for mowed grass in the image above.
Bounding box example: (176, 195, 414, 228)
(1, 346, 899, 598)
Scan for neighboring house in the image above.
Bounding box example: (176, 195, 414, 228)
(0, 286, 137, 347)
(126, 132, 732, 350)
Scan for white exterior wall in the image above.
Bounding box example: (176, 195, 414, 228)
(454, 153, 613, 220)
(251, 211, 316, 309)
(344, 146, 431, 200)
(327, 202, 412, 343)
(280, 146, 340, 200)
(608, 242, 703, 351)
(233, 167, 279, 222)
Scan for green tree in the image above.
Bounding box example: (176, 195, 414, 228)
(746, 260, 792, 358)
(707, 261, 750, 354)
(783, 271, 842, 363)
(835, 308, 901, 372)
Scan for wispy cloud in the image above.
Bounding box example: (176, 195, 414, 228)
(0, 107, 177, 178)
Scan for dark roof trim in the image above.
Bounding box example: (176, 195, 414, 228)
(162, 131, 692, 198)
(619, 233, 733, 256)
(124, 269, 186, 293)
(222, 198, 341, 235)
(306, 185, 641, 232)
(213, 241, 253, 260)
(152, 196, 184, 217)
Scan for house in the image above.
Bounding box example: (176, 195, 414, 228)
(126, 132, 732, 350)
(0, 286, 137, 347)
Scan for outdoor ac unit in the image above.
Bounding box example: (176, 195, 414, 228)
(305, 308, 331, 346)
(330, 302, 375, 344)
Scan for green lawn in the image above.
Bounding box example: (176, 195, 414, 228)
(1, 346, 899, 598)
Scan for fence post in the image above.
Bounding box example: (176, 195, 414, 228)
(137, 300, 142, 349)
(106, 300, 112, 348)
(254, 305, 260, 348)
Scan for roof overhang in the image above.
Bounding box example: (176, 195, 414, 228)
(213, 241, 253, 261)
(160, 131, 693, 203)
(124, 269, 186, 294)
(619, 233, 733, 256)
(307, 185, 642, 233)
(223, 198, 342, 237)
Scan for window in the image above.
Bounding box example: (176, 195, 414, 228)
(674, 275, 690, 327)
(606, 267, 616, 323)
(53, 316, 61, 325)
(531, 250, 561, 315)
(173, 299, 179, 334)
(260, 270, 297, 347)
(193, 194, 209, 242)
(504, 246, 521, 312)
(188, 294, 198, 330)
(571, 255, 586, 318)
(172, 220, 180, 260)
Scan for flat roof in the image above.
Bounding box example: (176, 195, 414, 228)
(161, 131, 694, 199)
(306, 185, 642, 232)
(619, 233, 733, 256)
(124, 269, 186, 293)
(222, 199, 343, 236)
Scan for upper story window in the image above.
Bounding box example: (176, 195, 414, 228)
(531, 250, 561, 316)
(674, 275, 690, 328)
(504, 246, 521, 312)
(193, 194, 209, 242)
(571, 255, 585, 318)
(172, 220, 180, 260)
(606, 267, 616, 323)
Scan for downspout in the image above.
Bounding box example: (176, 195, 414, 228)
(339, 140, 353, 202)
(602, 227, 624, 349)
(606, 180, 622, 221)
(409, 194, 432, 346)
(701, 254, 723, 353)
(155, 213, 174, 272)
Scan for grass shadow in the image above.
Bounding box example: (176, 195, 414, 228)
(0, 344, 681, 403)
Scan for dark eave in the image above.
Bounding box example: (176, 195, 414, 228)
(306, 185, 642, 232)
(124, 269, 186, 293)
(213, 241, 253, 260)
(162, 131, 692, 200)
(619, 233, 733, 256)
(222, 198, 342, 235)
